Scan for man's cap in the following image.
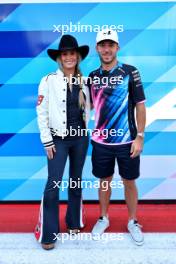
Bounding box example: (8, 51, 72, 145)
(96, 29, 119, 44)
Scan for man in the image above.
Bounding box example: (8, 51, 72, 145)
(87, 29, 146, 245)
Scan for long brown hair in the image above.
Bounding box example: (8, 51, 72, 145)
(75, 54, 86, 109)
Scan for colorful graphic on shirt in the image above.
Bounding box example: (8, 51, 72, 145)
(89, 63, 145, 144)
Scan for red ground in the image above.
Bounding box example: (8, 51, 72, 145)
(0, 204, 176, 232)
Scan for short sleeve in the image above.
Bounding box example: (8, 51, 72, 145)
(130, 67, 146, 104)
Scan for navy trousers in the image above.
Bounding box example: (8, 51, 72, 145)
(40, 135, 89, 244)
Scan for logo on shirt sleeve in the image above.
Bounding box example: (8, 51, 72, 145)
(132, 69, 142, 87)
(37, 95, 44, 106)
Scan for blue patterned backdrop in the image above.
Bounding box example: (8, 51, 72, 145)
(0, 2, 176, 200)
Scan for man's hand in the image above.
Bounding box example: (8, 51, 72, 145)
(130, 136, 144, 159)
(45, 145, 56, 160)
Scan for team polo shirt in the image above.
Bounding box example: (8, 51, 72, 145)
(87, 62, 146, 145)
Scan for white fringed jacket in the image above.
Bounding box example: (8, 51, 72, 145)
(36, 69, 91, 148)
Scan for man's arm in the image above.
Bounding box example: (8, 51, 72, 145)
(136, 102, 146, 134)
(130, 102, 146, 158)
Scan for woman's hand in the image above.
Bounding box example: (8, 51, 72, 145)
(45, 145, 56, 160)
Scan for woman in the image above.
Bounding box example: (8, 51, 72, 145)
(34, 35, 90, 250)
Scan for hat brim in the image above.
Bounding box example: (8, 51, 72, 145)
(97, 39, 119, 45)
(47, 45, 89, 62)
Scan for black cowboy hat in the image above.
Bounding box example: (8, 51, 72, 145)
(47, 34, 89, 61)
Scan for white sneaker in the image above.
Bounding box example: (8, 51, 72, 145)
(91, 216, 109, 240)
(127, 219, 144, 246)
